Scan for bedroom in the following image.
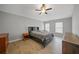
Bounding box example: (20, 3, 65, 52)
(0, 4, 79, 54)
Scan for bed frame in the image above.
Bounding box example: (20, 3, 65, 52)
(28, 27, 53, 47)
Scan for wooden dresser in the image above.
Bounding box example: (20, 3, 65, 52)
(62, 33, 79, 54)
(0, 33, 9, 54)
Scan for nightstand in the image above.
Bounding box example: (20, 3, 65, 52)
(23, 32, 29, 40)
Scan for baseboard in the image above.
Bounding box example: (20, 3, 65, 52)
(9, 39, 22, 43)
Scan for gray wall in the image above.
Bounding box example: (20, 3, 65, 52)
(44, 17, 72, 37)
(72, 5, 79, 36)
(0, 11, 44, 41)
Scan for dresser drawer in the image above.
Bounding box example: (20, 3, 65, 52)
(0, 43, 6, 53)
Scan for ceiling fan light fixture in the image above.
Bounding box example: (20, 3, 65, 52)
(41, 8, 46, 13)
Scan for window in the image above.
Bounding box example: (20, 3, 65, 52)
(45, 23, 50, 32)
(55, 22, 63, 33)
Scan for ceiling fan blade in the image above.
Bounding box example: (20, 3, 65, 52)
(46, 8, 52, 10)
(35, 9, 41, 11)
(45, 12, 47, 14)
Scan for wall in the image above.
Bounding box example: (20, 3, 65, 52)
(72, 5, 79, 36)
(44, 17, 72, 37)
(0, 11, 44, 42)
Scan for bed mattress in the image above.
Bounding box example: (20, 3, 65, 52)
(30, 30, 54, 42)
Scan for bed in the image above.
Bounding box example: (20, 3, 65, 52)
(28, 27, 54, 47)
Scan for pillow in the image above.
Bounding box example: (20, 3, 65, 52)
(33, 27, 39, 31)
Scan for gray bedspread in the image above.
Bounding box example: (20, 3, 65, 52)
(30, 30, 54, 42)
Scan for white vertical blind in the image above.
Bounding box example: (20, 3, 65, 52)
(55, 22, 63, 33)
(45, 23, 50, 32)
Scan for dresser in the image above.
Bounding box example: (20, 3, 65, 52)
(62, 33, 79, 54)
(0, 33, 9, 54)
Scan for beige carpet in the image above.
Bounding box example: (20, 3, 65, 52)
(7, 39, 53, 54)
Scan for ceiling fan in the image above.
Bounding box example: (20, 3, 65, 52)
(35, 4, 52, 15)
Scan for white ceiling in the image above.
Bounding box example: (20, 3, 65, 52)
(0, 4, 74, 21)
